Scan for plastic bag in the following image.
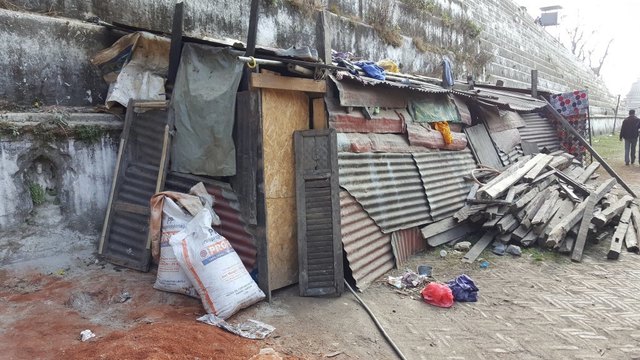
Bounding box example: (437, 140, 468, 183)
(153, 198, 199, 297)
(421, 282, 454, 308)
(170, 210, 265, 319)
(447, 274, 478, 302)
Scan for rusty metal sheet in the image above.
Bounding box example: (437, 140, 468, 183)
(338, 152, 431, 233)
(465, 124, 503, 169)
(99, 100, 171, 272)
(412, 148, 477, 221)
(164, 172, 258, 273)
(295, 129, 343, 297)
(391, 228, 425, 268)
(340, 190, 393, 291)
(326, 96, 405, 134)
(475, 87, 547, 111)
(331, 74, 410, 108)
(518, 112, 561, 152)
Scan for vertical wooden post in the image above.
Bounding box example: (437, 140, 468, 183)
(245, 0, 260, 57)
(312, 98, 328, 129)
(612, 94, 621, 135)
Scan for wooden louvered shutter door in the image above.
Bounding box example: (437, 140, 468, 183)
(294, 128, 343, 296)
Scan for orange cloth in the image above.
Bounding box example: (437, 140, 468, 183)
(433, 121, 453, 145)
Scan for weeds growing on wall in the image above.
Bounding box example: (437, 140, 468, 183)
(74, 125, 105, 143)
(29, 183, 46, 206)
(367, 1, 403, 47)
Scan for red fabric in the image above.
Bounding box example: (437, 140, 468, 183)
(421, 282, 454, 308)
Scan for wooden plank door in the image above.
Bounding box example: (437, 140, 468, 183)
(294, 128, 343, 296)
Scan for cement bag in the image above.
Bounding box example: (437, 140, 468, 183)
(153, 198, 199, 298)
(170, 210, 265, 319)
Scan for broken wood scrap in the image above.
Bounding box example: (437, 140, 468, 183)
(601, 193, 618, 210)
(558, 234, 576, 254)
(531, 170, 555, 184)
(482, 215, 503, 229)
(462, 230, 498, 263)
(545, 201, 587, 248)
(570, 178, 617, 262)
(523, 154, 553, 182)
(466, 183, 480, 201)
(511, 224, 530, 242)
(592, 195, 633, 228)
(421, 217, 457, 239)
(520, 230, 538, 247)
(453, 204, 487, 222)
(425, 222, 472, 247)
(531, 190, 561, 226)
(551, 168, 590, 196)
(608, 207, 632, 260)
(497, 213, 519, 234)
(630, 206, 640, 253)
(577, 162, 601, 183)
(511, 187, 540, 212)
(477, 154, 548, 200)
(558, 181, 581, 203)
(624, 219, 639, 253)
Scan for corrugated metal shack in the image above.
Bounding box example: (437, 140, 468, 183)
(93, 24, 570, 297)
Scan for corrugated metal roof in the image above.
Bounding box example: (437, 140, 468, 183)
(338, 152, 431, 233)
(340, 190, 394, 290)
(333, 71, 452, 95)
(518, 112, 561, 152)
(391, 228, 425, 268)
(164, 173, 257, 272)
(412, 149, 477, 221)
(475, 88, 547, 111)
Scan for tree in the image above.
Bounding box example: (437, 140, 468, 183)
(565, 19, 613, 77)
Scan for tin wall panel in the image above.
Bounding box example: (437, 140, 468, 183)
(340, 190, 394, 291)
(391, 228, 425, 268)
(518, 112, 561, 151)
(164, 173, 257, 272)
(412, 148, 477, 221)
(338, 152, 431, 233)
(498, 145, 524, 167)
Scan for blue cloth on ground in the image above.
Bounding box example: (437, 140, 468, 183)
(354, 61, 386, 80)
(447, 274, 479, 302)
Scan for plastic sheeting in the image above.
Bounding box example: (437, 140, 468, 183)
(171, 44, 243, 176)
(91, 31, 170, 108)
(409, 95, 461, 123)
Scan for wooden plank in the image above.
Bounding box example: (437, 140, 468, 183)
(511, 187, 540, 211)
(577, 162, 601, 183)
(558, 181, 581, 203)
(523, 154, 553, 182)
(625, 219, 639, 253)
(497, 214, 519, 234)
(512, 224, 530, 242)
(421, 217, 457, 239)
(478, 155, 532, 190)
(312, 98, 328, 129)
(262, 88, 310, 290)
(462, 231, 498, 263)
(166, 2, 184, 90)
(467, 183, 480, 201)
(426, 222, 472, 247)
(453, 204, 487, 222)
(465, 124, 503, 169)
(482, 215, 503, 229)
(550, 167, 590, 196)
(251, 72, 327, 93)
(592, 195, 633, 228)
(531, 191, 560, 226)
(558, 234, 576, 254)
(478, 154, 547, 200)
(521, 230, 538, 247)
(602, 193, 618, 210)
(631, 206, 640, 253)
(543, 101, 637, 197)
(571, 178, 618, 261)
(608, 208, 632, 260)
(545, 201, 587, 248)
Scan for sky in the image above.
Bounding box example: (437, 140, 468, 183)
(515, 0, 640, 97)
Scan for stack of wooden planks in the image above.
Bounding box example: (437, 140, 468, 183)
(424, 151, 637, 263)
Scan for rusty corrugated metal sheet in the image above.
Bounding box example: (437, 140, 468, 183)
(412, 148, 477, 221)
(340, 190, 393, 290)
(338, 152, 431, 233)
(391, 228, 425, 268)
(164, 173, 257, 272)
(518, 112, 561, 151)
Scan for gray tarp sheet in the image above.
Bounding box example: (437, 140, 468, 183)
(171, 44, 243, 176)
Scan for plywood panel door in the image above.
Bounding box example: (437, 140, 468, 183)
(261, 88, 310, 290)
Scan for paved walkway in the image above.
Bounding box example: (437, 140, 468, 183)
(360, 241, 640, 360)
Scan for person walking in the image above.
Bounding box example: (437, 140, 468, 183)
(620, 109, 640, 165)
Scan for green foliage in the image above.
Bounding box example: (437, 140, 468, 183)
(29, 183, 46, 206)
(74, 125, 104, 143)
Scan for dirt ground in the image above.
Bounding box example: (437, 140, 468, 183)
(2, 136, 640, 360)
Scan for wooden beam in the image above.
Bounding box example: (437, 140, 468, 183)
(426, 222, 472, 247)
(523, 154, 552, 182)
(531, 190, 560, 225)
(478, 154, 547, 200)
(592, 195, 633, 228)
(421, 217, 457, 239)
(630, 205, 640, 253)
(608, 207, 632, 260)
(570, 178, 617, 261)
(542, 101, 637, 197)
(550, 167, 590, 196)
(577, 161, 601, 183)
(625, 219, 639, 253)
(251, 72, 327, 93)
(545, 201, 587, 248)
(312, 98, 328, 129)
(462, 230, 497, 263)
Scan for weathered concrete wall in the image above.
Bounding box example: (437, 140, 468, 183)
(0, 9, 118, 107)
(3, 0, 615, 113)
(0, 113, 120, 232)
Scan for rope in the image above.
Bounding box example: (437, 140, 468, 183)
(471, 166, 501, 185)
(344, 280, 408, 360)
(246, 56, 257, 69)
